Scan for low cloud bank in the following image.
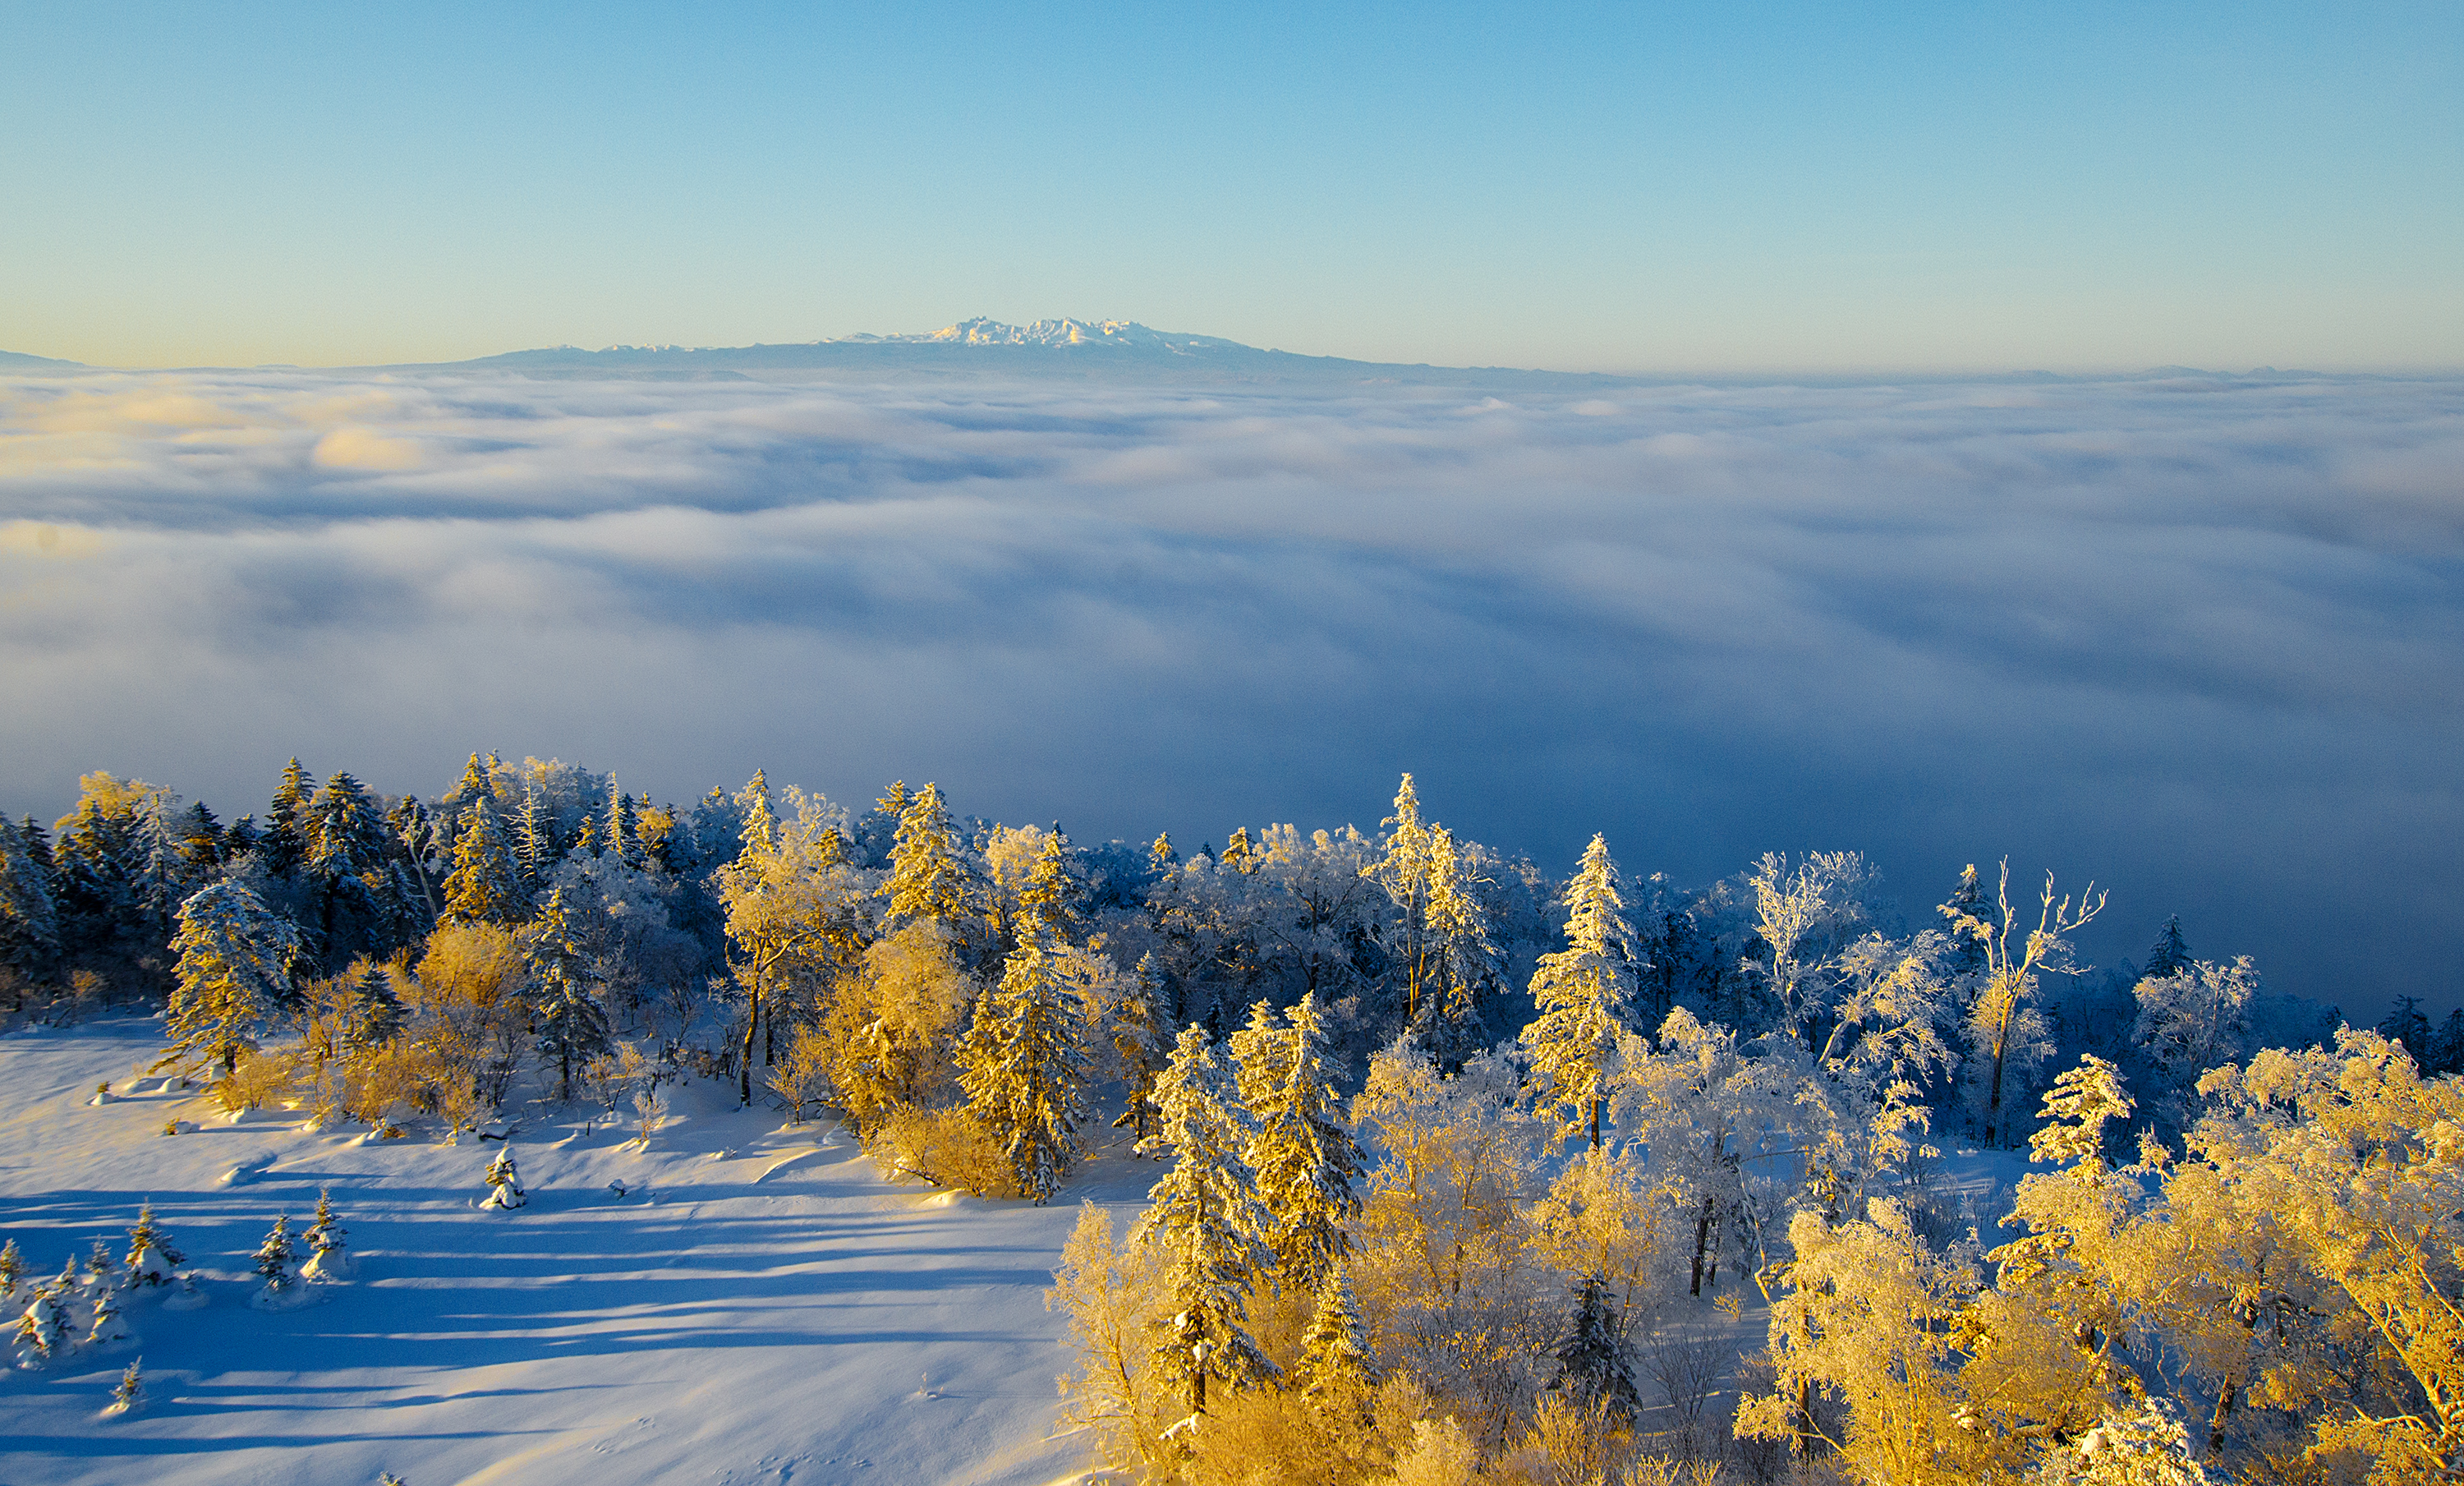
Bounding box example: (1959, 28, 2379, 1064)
(3, 369, 2458, 1012)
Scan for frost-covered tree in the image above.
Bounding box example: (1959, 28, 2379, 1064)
(882, 782, 974, 927)
(252, 1215, 297, 1300)
(1942, 860, 2106, 1147)
(2130, 957, 2259, 1129)
(0, 811, 62, 979)
(2041, 1398, 2213, 1486)
(1230, 992, 1361, 1289)
(1132, 1024, 1276, 1415)
(1745, 849, 1878, 1055)
(1547, 1272, 1641, 1424)
(1109, 951, 1170, 1142)
(956, 923, 1087, 1203)
(13, 1276, 66, 1359)
(301, 1189, 352, 1280)
(480, 1147, 526, 1210)
(716, 780, 871, 1103)
(1371, 774, 1441, 1025)
(2029, 1055, 2133, 1176)
(0, 1239, 20, 1299)
(442, 799, 526, 925)
(164, 880, 303, 1076)
(2142, 915, 2193, 984)
(1296, 1262, 1374, 1405)
(523, 886, 613, 1101)
(125, 1203, 182, 1287)
(1522, 834, 1638, 1150)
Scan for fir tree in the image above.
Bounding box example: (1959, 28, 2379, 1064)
(517, 784, 553, 890)
(252, 1215, 297, 1298)
(263, 757, 314, 877)
(1521, 834, 1638, 1150)
(125, 1202, 184, 1286)
(348, 964, 405, 1048)
(1423, 824, 1500, 1056)
(0, 812, 61, 978)
(1110, 952, 1170, 1143)
(13, 1277, 65, 1358)
(1548, 1272, 1642, 1424)
(306, 771, 391, 968)
(85, 1281, 129, 1345)
(480, 1147, 526, 1210)
(2378, 995, 2433, 1062)
(2432, 1010, 2464, 1079)
(1295, 1262, 1374, 1406)
(85, 1237, 119, 1292)
(1018, 829, 1080, 943)
(883, 783, 973, 927)
(441, 801, 526, 924)
(2142, 914, 2193, 983)
(958, 926, 1087, 1203)
(1132, 1024, 1277, 1415)
(165, 879, 304, 1075)
(1221, 826, 1257, 876)
(1149, 831, 1178, 873)
(524, 887, 613, 1101)
(2029, 1055, 2134, 1179)
(106, 1358, 145, 1415)
(1230, 993, 1360, 1289)
(301, 1189, 352, 1279)
(0, 1237, 21, 1299)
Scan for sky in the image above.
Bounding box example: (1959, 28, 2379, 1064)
(2, 2, 2460, 372)
(2, 368, 2458, 1019)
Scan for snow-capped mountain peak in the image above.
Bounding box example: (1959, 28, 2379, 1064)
(835, 317, 1239, 354)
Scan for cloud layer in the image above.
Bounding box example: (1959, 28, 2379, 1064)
(3, 369, 2458, 1013)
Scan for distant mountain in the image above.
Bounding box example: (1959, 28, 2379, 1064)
(0, 348, 84, 372)
(412, 319, 1634, 389)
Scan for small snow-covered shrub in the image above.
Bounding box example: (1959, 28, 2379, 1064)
(876, 1106, 1020, 1199)
(767, 1024, 834, 1125)
(214, 1048, 294, 1116)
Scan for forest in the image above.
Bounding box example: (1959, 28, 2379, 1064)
(2, 757, 2457, 1486)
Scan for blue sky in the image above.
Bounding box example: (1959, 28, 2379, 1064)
(4, 1, 2457, 370)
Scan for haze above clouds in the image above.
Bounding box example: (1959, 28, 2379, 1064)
(2, 369, 2457, 1014)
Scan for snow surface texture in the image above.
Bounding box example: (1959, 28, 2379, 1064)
(0, 1019, 1137, 1485)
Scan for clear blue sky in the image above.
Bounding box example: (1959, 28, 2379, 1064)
(3, 1, 2457, 371)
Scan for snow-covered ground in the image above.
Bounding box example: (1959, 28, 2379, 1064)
(0, 1019, 1146, 1486)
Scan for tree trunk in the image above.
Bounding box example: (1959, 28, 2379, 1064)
(2209, 1374, 2235, 1457)
(1690, 1194, 1716, 1295)
(738, 963, 761, 1105)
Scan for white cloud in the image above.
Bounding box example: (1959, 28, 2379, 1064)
(1, 366, 2457, 1013)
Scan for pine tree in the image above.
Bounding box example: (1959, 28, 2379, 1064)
(1230, 993, 1361, 1289)
(1132, 1024, 1277, 1415)
(2030, 1055, 2133, 1178)
(1150, 832, 1178, 873)
(1548, 1272, 1642, 1424)
(1295, 1262, 1374, 1406)
(165, 879, 303, 1075)
(252, 1215, 297, 1298)
(524, 887, 612, 1101)
(85, 1281, 129, 1345)
(883, 783, 973, 926)
(480, 1147, 526, 1210)
(13, 1277, 65, 1358)
(125, 1203, 182, 1287)
(301, 1189, 352, 1279)
(958, 927, 1087, 1203)
(442, 800, 526, 924)
(1018, 829, 1080, 943)
(0, 812, 60, 978)
(263, 757, 314, 877)
(1522, 834, 1637, 1150)
(0, 1238, 21, 1299)
(1423, 824, 1500, 1054)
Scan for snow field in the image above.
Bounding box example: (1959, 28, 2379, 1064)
(1, 1019, 1142, 1486)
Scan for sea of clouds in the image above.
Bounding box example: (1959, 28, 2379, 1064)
(2, 368, 2457, 1012)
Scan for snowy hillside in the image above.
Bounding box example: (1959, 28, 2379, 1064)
(0, 1018, 1144, 1486)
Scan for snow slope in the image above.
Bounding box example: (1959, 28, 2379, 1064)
(0, 1019, 1140, 1486)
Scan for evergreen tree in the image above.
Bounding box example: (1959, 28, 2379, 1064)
(1295, 1263, 1374, 1405)
(1423, 824, 1500, 1055)
(1018, 829, 1080, 943)
(106, 1359, 144, 1415)
(1150, 831, 1178, 873)
(1940, 863, 1988, 981)
(1371, 774, 1439, 1024)
(524, 887, 612, 1101)
(223, 812, 260, 858)
(1132, 1024, 1277, 1415)
(306, 772, 390, 968)
(301, 1189, 352, 1279)
(13, 1277, 64, 1358)
(1521, 834, 1637, 1150)
(2431, 1010, 2464, 1079)
(958, 925, 1087, 1203)
(347, 964, 405, 1048)
(1548, 1272, 1642, 1424)
(1221, 826, 1257, 876)
(2030, 1055, 2133, 1178)
(605, 776, 638, 871)
(441, 801, 526, 924)
(253, 1214, 297, 1298)
(516, 783, 553, 890)
(0, 1238, 21, 1298)
(1230, 992, 1361, 1288)
(1110, 952, 1170, 1143)
(2142, 914, 2193, 983)
(883, 783, 973, 927)
(0, 812, 62, 979)
(125, 1203, 182, 1287)
(480, 1147, 526, 1209)
(85, 1281, 129, 1346)
(131, 790, 195, 950)
(165, 880, 303, 1075)
(2377, 995, 2433, 1062)
(263, 758, 314, 877)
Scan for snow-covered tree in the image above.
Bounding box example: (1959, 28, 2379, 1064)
(124, 1203, 182, 1288)
(716, 779, 871, 1103)
(1371, 774, 1441, 1025)
(523, 886, 612, 1101)
(1230, 992, 1361, 1289)
(164, 879, 303, 1076)
(1132, 1024, 1276, 1415)
(2029, 1055, 2133, 1177)
(2130, 958, 2258, 1129)
(441, 798, 526, 925)
(347, 963, 405, 1048)
(85, 1281, 130, 1346)
(2141, 915, 2193, 984)
(301, 1189, 352, 1280)
(14, 1276, 67, 1359)
(1547, 1272, 1641, 1424)
(1942, 860, 2106, 1147)
(1423, 824, 1501, 1054)
(105, 1359, 144, 1415)
(0, 812, 62, 978)
(1522, 834, 1639, 1150)
(251, 1215, 297, 1302)
(480, 1147, 526, 1210)
(0, 1238, 20, 1299)
(1109, 951, 1170, 1143)
(882, 782, 974, 928)
(956, 924, 1087, 1203)
(2040, 1398, 2212, 1486)
(1296, 1262, 1374, 1405)
(1745, 849, 1878, 1054)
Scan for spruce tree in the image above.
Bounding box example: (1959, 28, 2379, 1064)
(0, 812, 62, 979)
(1110, 952, 1170, 1143)
(1018, 830, 1079, 943)
(165, 880, 303, 1075)
(1132, 1024, 1277, 1415)
(480, 1147, 526, 1209)
(442, 802, 525, 924)
(263, 758, 314, 877)
(2378, 996, 2433, 1063)
(348, 964, 405, 1048)
(301, 1189, 352, 1279)
(2143, 914, 2193, 982)
(1295, 1262, 1374, 1405)
(1521, 834, 1638, 1150)
(524, 887, 612, 1101)
(1423, 824, 1500, 1056)
(0, 1237, 21, 1299)
(883, 783, 973, 926)
(253, 1215, 298, 1299)
(1548, 1272, 1642, 1424)
(307, 772, 389, 967)
(1230, 993, 1360, 1288)
(958, 927, 1087, 1203)
(107, 1359, 145, 1415)
(125, 1203, 182, 1286)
